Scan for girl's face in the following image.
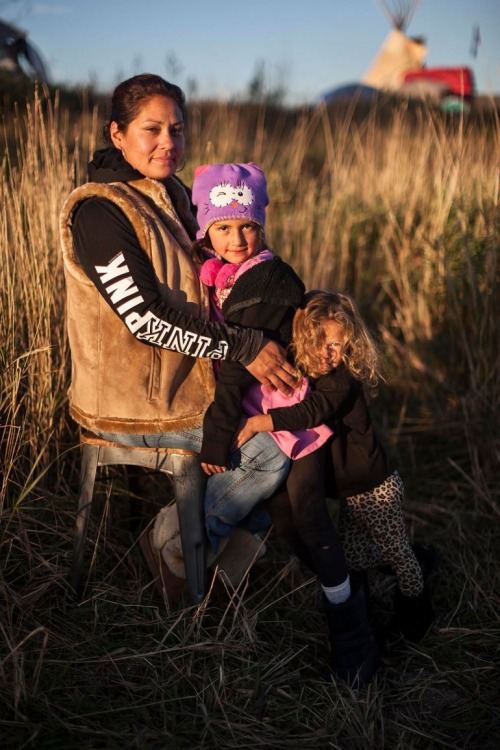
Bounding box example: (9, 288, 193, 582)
(110, 95, 185, 180)
(316, 320, 345, 374)
(207, 219, 262, 264)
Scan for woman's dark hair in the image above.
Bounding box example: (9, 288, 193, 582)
(102, 73, 186, 145)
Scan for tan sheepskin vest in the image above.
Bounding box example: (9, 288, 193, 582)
(60, 177, 215, 434)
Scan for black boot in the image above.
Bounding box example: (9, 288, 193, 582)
(385, 545, 439, 646)
(412, 544, 441, 583)
(393, 582, 435, 644)
(378, 544, 440, 581)
(377, 544, 439, 647)
(349, 569, 370, 600)
(323, 586, 380, 688)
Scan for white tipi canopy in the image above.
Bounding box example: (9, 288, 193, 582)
(361, 1, 427, 91)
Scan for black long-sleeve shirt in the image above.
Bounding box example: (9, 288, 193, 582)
(269, 364, 391, 497)
(71, 148, 263, 366)
(199, 256, 305, 466)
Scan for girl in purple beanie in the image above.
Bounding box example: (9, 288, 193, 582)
(192, 162, 380, 688)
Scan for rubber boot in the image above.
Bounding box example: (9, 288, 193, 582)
(412, 544, 440, 582)
(349, 569, 370, 600)
(393, 582, 435, 643)
(377, 544, 440, 581)
(383, 544, 439, 646)
(323, 585, 380, 688)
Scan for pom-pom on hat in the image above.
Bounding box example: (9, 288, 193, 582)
(192, 162, 269, 240)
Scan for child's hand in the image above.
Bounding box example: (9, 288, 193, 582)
(201, 462, 226, 476)
(233, 417, 259, 450)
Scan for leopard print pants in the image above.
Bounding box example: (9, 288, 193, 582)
(338, 470, 423, 597)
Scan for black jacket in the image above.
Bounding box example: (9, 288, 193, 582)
(269, 364, 391, 497)
(200, 257, 305, 466)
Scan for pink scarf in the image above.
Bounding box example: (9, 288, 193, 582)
(200, 250, 274, 312)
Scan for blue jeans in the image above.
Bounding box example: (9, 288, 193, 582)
(96, 427, 290, 550)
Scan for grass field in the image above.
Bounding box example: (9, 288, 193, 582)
(1, 86, 499, 749)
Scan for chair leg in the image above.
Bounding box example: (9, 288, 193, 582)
(168, 453, 208, 605)
(125, 465, 146, 532)
(68, 444, 100, 599)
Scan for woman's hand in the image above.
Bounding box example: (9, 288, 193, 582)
(245, 339, 299, 396)
(201, 462, 226, 476)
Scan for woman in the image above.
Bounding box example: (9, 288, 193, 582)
(60, 74, 294, 585)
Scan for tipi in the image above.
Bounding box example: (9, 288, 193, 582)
(360, 0, 473, 104)
(361, 1, 427, 91)
(322, 0, 474, 107)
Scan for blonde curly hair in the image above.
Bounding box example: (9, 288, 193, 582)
(290, 289, 383, 394)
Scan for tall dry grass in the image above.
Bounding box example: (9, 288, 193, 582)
(1, 88, 499, 748)
(1, 90, 98, 505)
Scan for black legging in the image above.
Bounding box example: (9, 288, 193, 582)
(268, 447, 348, 588)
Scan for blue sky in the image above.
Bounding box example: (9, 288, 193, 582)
(6, 0, 500, 102)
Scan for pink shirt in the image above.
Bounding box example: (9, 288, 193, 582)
(243, 378, 333, 460)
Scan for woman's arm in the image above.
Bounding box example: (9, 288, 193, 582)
(73, 198, 296, 391)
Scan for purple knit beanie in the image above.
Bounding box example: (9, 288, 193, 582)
(192, 162, 269, 240)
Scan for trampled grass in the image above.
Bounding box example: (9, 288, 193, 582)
(1, 87, 498, 749)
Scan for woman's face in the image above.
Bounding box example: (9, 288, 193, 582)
(110, 95, 185, 179)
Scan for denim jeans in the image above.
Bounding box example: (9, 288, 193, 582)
(96, 427, 290, 550)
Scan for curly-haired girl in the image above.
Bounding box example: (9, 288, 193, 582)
(236, 289, 437, 647)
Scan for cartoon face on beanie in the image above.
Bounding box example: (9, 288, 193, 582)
(192, 162, 269, 240)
